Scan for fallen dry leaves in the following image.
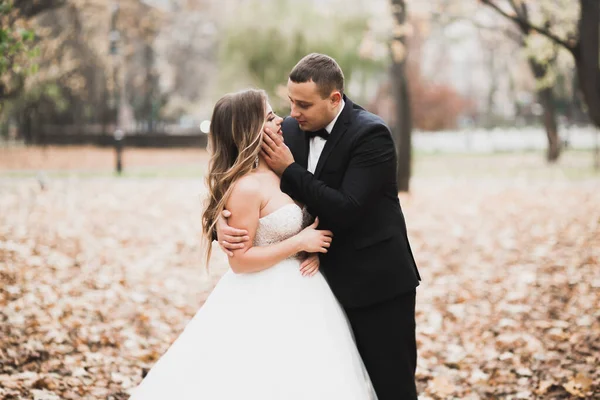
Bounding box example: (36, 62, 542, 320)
(0, 175, 598, 399)
(407, 179, 600, 399)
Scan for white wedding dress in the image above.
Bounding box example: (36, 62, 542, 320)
(129, 203, 377, 400)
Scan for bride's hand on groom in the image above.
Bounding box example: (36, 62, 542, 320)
(216, 209, 249, 257)
(295, 217, 333, 255)
(261, 127, 294, 176)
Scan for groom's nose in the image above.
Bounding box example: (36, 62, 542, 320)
(290, 105, 301, 119)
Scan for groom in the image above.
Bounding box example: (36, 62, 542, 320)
(218, 53, 421, 399)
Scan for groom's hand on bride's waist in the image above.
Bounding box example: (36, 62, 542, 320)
(216, 209, 249, 257)
(261, 126, 294, 176)
(299, 253, 320, 277)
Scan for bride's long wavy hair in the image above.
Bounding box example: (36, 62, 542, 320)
(201, 89, 267, 264)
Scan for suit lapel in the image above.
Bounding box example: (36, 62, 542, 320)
(290, 131, 310, 169)
(300, 131, 310, 169)
(284, 118, 310, 169)
(314, 96, 353, 179)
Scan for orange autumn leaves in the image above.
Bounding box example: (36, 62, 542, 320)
(1, 168, 599, 398)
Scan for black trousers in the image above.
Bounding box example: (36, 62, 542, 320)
(345, 289, 417, 400)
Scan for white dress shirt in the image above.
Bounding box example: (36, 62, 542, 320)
(307, 100, 345, 174)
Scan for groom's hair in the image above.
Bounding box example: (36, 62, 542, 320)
(289, 53, 344, 99)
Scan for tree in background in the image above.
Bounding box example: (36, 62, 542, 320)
(479, 0, 578, 162)
(2, 0, 166, 142)
(485, 10, 566, 162)
(104, 1, 166, 132)
(367, 11, 472, 181)
(389, 0, 413, 192)
(219, 0, 423, 191)
(397, 15, 472, 132)
(217, 0, 386, 113)
(151, 0, 218, 122)
(0, 0, 64, 110)
(481, 0, 600, 130)
(424, 0, 584, 162)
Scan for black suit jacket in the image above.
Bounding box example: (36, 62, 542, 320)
(281, 95, 420, 308)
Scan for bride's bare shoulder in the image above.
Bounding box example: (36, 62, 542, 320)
(229, 174, 262, 203)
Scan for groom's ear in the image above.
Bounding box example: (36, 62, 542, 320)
(330, 91, 342, 106)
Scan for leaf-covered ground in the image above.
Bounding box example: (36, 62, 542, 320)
(0, 148, 599, 399)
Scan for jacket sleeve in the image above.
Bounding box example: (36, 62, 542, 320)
(280, 125, 396, 233)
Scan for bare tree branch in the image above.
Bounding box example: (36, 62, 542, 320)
(431, 12, 524, 45)
(506, 0, 531, 32)
(506, 0, 521, 16)
(481, 0, 576, 52)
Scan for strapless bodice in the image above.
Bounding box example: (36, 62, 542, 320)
(254, 203, 312, 247)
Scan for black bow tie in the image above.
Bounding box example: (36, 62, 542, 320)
(306, 129, 330, 140)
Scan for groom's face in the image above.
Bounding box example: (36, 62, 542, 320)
(287, 79, 341, 132)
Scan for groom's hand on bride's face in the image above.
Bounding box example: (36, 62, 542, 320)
(216, 209, 249, 257)
(261, 127, 294, 176)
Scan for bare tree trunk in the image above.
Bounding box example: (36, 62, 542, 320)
(142, 43, 156, 132)
(595, 127, 600, 171)
(574, 0, 600, 128)
(391, 64, 412, 192)
(512, 0, 562, 162)
(390, 0, 412, 192)
(529, 60, 561, 162)
(538, 87, 561, 162)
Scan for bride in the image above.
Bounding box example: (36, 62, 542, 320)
(129, 89, 376, 400)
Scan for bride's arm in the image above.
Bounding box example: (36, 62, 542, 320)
(226, 177, 331, 274)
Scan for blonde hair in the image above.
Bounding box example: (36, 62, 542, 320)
(202, 89, 267, 264)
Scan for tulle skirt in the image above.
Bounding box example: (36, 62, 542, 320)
(129, 258, 376, 400)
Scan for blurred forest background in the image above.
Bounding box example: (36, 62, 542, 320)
(1, 0, 599, 181)
(1, 0, 599, 399)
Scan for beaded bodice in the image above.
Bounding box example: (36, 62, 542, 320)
(254, 203, 312, 247)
